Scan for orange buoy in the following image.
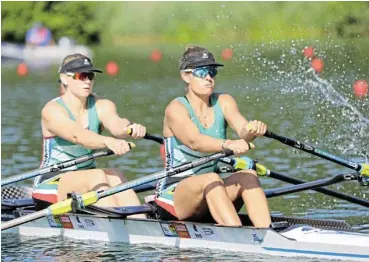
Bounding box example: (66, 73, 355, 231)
(353, 80, 368, 98)
(311, 58, 324, 73)
(303, 46, 314, 59)
(17, 63, 28, 76)
(150, 49, 162, 62)
(221, 48, 233, 60)
(105, 61, 119, 76)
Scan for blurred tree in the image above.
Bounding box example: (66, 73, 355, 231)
(94, 2, 369, 44)
(1, 2, 369, 46)
(1, 1, 100, 45)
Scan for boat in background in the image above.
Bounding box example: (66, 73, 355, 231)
(1, 37, 93, 66)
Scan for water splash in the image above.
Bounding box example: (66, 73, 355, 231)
(234, 39, 369, 161)
(306, 70, 369, 161)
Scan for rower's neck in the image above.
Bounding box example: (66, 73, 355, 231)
(62, 92, 88, 114)
(186, 92, 212, 111)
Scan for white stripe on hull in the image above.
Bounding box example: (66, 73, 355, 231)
(3, 215, 369, 261)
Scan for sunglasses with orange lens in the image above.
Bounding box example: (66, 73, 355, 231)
(66, 72, 95, 81)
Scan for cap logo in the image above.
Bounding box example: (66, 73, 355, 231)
(202, 53, 209, 59)
(84, 59, 90, 65)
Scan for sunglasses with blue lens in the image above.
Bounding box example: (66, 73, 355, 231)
(182, 66, 218, 79)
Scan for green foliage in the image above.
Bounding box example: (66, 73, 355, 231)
(1, 2, 369, 46)
(95, 1, 369, 44)
(1, 1, 100, 44)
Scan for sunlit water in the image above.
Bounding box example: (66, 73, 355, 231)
(1, 41, 368, 261)
(1, 235, 330, 262)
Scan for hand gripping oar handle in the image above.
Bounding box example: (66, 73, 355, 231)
(264, 130, 363, 172)
(126, 128, 164, 144)
(1, 149, 115, 187)
(1, 149, 233, 231)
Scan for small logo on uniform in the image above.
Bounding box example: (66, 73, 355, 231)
(84, 59, 90, 65)
(202, 53, 209, 59)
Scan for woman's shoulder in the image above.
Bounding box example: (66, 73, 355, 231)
(94, 95, 115, 107)
(42, 97, 63, 111)
(214, 93, 238, 111)
(41, 97, 67, 118)
(165, 97, 188, 115)
(167, 96, 186, 106)
(214, 92, 235, 103)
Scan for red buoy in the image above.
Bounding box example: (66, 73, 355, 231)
(221, 48, 233, 60)
(105, 61, 119, 76)
(353, 80, 368, 98)
(303, 46, 314, 59)
(150, 49, 162, 62)
(311, 58, 324, 73)
(17, 63, 28, 76)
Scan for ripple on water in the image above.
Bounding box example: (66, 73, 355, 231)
(0, 235, 337, 262)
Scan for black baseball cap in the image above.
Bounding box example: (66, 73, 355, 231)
(179, 50, 224, 70)
(59, 56, 103, 74)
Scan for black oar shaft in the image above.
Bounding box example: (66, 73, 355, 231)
(264, 131, 361, 171)
(1, 150, 114, 186)
(266, 174, 348, 197)
(267, 171, 369, 207)
(98, 149, 233, 199)
(2, 129, 161, 187)
(144, 133, 164, 144)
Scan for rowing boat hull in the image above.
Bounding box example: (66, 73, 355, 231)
(1, 42, 93, 64)
(3, 213, 369, 261)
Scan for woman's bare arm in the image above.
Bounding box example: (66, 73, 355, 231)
(165, 100, 225, 153)
(42, 101, 109, 149)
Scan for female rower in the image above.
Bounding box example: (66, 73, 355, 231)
(32, 53, 146, 217)
(156, 45, 271, 227)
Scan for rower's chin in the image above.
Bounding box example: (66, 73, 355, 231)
(81, 88, 92, 95)
(203, 89, 214, 95)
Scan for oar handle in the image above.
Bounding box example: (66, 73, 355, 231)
(126, 128, 164, 144)
(264, 130, 361, 171)
(144, 133, 164, 144)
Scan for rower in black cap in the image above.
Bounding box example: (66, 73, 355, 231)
(33, 53, 146, 217)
